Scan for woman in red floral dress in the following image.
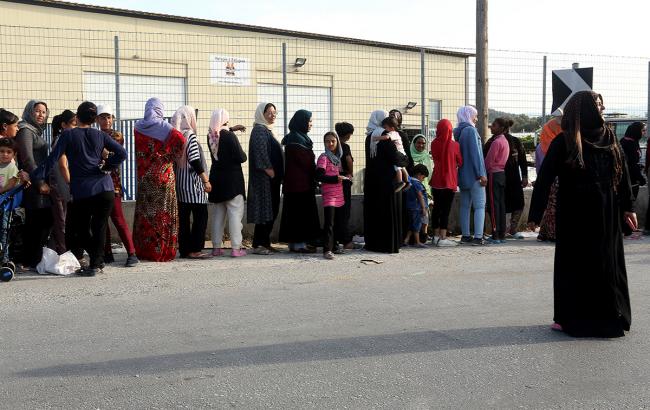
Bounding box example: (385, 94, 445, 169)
(132, 98, 186, 261)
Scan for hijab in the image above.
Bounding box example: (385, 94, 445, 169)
(561, 90, 623, 190)
(19, 99, 49, 136)
(134, 97, 174, 142)
(430, 119, 454, 165)
(366, 110, 388, 158)
(171, 105, 197, 135)
(208, 108, 230, 160)
(456, 105, 477, 126)
(624, 121, 645, 142)
(254, 102, 276, 138)
(323, 132, 343, 168)
(282, 109, 313, 149)
(410, 134, 432, 172)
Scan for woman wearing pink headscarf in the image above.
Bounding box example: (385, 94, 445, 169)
(172, 105, 212, 259)
(132, 98, 186, 262)
(207, 109, 248, 257)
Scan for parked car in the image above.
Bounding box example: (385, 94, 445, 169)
(605, 116, 647, 167)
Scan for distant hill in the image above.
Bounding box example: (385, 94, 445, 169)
(489, 109, 543, 133)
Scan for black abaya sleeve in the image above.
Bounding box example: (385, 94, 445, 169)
(529, 134, 564, 224)
(617, 146, 636, 213)
(516, 138, 528, 178)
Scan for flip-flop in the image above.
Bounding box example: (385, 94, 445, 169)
(187, 252, 211, 259)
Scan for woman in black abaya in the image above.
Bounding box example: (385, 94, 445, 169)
(363, 110, 409, 253)
(528, 91, 637, 338)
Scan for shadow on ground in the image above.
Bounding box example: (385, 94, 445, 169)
(17, 324, 572, 378)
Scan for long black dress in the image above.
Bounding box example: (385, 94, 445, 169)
(529, 133, 634, 337)
(363, 135, 409, 253)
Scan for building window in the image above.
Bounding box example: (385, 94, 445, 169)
(428, 99, 442, 138)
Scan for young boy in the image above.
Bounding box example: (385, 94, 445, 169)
(373, 117, 409, 191)
(0, 138, 20, 194)
(335, 121, 354, 249)
(403, 164, 429, 248)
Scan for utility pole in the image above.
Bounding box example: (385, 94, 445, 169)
(476, 0, 488, 143)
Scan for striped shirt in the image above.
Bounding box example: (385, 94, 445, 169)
(175, 133, 208, 204)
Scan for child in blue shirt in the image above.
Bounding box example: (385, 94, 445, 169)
(404, 164, 429, 248)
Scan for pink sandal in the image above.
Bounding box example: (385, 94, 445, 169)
(211, 248, 224, 257)
(550, 322, 563, 331)
(231, 248, 247, 257)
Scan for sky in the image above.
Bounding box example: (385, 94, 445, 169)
(65, 0, 648, 57)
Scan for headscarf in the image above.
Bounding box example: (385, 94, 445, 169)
(19, 99, 49, 136)
(207, 108, 230, 159)
(323, 132, 342, 168)
(540, 117, 563, 155)
(134, 97, 174, 142)
(282, 109, 313, 149)
(410, 134, 432, 172)
(561, 90, 623, 190)
(254, 102, 276, 138)
(430, 119, 454, 165)
(171, 105, 197, 135)
(624, 121, 645, 142)
(456, 106, 478, 126)
(366, 110, 388, 158)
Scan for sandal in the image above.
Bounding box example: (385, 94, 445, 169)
(187, 252, 210, 259)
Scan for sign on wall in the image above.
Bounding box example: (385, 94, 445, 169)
(551, 67, 593, 115)
(210, 55, 251, 86)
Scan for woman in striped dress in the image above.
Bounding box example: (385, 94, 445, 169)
(172, 105, 212, 259)
(132, 98, 186, 262)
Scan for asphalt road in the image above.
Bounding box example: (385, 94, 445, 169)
(1, 237, 649, 409)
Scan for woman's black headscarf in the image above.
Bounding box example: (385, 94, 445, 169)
(624, 121, 645, 142)
(282, 109, 313, 149)
(561, 91, 623, 190)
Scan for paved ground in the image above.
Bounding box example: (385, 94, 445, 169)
(1, 236, 649, 409)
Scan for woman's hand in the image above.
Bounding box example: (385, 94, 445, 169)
(478, 176, 488, 187)
(230, 124, 246, 133)
(624, 212, 638, 231)
(39, 182, 50, 195)
(203, 181, 212, 193)
(265, 168, 275, 178)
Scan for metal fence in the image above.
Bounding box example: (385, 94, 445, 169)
(1, 24, 648, 199)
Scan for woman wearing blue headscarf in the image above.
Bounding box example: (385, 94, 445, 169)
(278, 110, 320, 252)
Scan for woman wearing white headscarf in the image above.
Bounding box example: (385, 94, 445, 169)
(363, 109, 409, 253)
(454, 105, 487, 246)
(207, 108, 248, 257)
(247, 102, 284, 255)
(132, 98, 186, 262)
(172, 105, 211, 259)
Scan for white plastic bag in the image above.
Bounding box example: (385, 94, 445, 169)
(36, 248, 80, 276)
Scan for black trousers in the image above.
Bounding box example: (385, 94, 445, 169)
(69, 191, 114, 268)
(178, 202, 208, 257)
(252, 179, 281, 248)
(323, 206, 346, 253)
(22, 207, 53, 268)
(339, 180, 353, 244)
(487, 172, 507, 240)
(431, 188, 455, 230)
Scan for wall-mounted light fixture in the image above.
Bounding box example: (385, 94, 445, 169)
(405, 101, 417, 111)
(294, 57, 307, 67)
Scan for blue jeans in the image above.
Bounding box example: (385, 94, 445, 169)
(460, 180, 486, 238)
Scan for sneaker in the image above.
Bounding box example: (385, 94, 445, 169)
(76, 267, 101, 277)
(231, 248, 247, 257)
(212, 248, 224, 257)
(471, 238, 487, 246)
(104, 253, 115, 264)
(432, 236, 440, 246)
(413, 243, 428, 248)
(252, 246, 271, 255)
(125, 254, 139, 267)
(323, 251, 334, 260)
(486, 237, 502, 245)
(513, 232, 525, 239)
(460, 236, 473, 245)
(333, 247, 346, 255)
(437, 238, 458, 247)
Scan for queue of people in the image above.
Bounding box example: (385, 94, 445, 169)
(0, 94, 647, 339)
